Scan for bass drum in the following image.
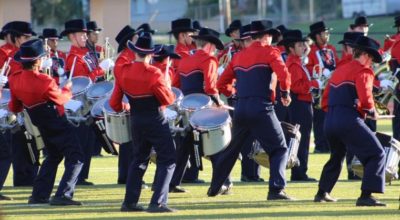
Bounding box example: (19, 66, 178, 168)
(189, 107, 232, 156)
(103, 97, 132, 144)
(249, 122, 301, 169)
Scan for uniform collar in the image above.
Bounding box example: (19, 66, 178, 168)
(70, 45, 88, 55)
(286, 54, 302, 64)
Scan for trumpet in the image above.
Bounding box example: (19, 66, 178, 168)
(217, 46, 232, 76)
(0, 57, 12, 78)
(373, 68, 400, 115)
(43, 38, 52, 76)
(101, 37, 116, 81)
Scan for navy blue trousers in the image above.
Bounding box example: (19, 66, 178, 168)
(209, 98, 288, 194)
(0, 131, 12, 192)
(289, 97, 313, 179)
(123, 110, 176, 206)
(118, 141, 134, 184)
(170, 133, 190, 187)
(11, 128, 39, 186)
(320, 107, 385, 193)
(313, 107, 329, 152)
(76, 123, 95, 182)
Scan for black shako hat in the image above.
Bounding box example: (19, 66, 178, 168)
(338, 32, 363, 45)
(169, 18, 196, 34)
(14, 39, 46, 63)
(86, 21, 102, 32)
(279, 29, 307, 46)
(192, 20, 202, 31)
(60, 19, 87, 36)
(235, 24, 252, 40)
(0, 22, 13, 40)
(350, 35, 382, 63)
(39, 28, 62, 39)
(250, 20, 279, 36)
(115, 25, 136, 53)
(136, 23, 156, 35)
(225, 19, 242, 37)
(309, 21, 332, 36)
(350, 16, 373, 29)
(191, 27, 224, 50)
(127, 32, 161, 54)
(153, 44, 181, 60)
(8, 21, 37, 36)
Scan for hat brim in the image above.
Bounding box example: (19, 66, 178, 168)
(338, 39, 354, 45)
(39, 35, 62, 40)
(191, 35, 224, 50)
(225, 27, 240, 37)
(154, 52, 181, 60)
(88, 28, 102, 32)
(351, 44, 382, 63)
(127, 41, 162, 55)
(168, 27, 197, 34)
(9, 29, 37, 36)
(279, 37, 307, 46)
(249, 28, 280, 37)
(14, 51, 46, 63)
(60, 28, 87, 36)
(309, 27, 333, 37)
(117, 32, 137, 53)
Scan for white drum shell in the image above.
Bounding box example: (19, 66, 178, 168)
(200, 123, 231, 156)
(86, 81, 113, 108)
(180, 93, 212, 127)
(63, 77, 92, 115)
(103, 99, 132, 144)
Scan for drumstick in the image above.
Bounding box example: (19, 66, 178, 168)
(376, 115, 395, 119)
(68, 56, 77, 81)
(221, 104, 234, 111)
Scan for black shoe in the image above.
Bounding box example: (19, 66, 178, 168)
(0, 194, 13, 201)
(241, 176, 265, 182)
(49, 196, 82, 206)
(267, 190, 293, 200)
(348, 173, 361, 180)
(356, 196, 386, 207)
(142, 183, 149, 189)
(314, 192, 337, 202)
(207, 184, 230, 197)
(120, 203, 145, 212)
(147, 204, 177, 213)
(76, 180, 94, 186)
(28, 196, 49, 204)
(117, 180, 126, 185)
(291, 176, 317, 182)
(169, 186, 187, 193)
(181, 179, 205, 184)
(221, 183, 233, 195)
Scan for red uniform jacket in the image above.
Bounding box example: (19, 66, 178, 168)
(152, 60, 176, 87)
(109, 62, 175, 112)
(306, 43, 339, 73)
(383, 33, 400, 52)
(286, 54, 319, 103)
(6, 46, 21, 77)
(65, 45, 104, 81)
(0, 43, 17, 68)
(321, 60, 375, 118)
(337, 53, 353, 68)
(114, 48, 135, 80)
(391, 39, 400, 64)
(172, 42, 191, 71)
(217, 41, 291, 101)
(174, 49, 219, 95)
(217, 41, 241, 61)
(8, 69, 72, 115)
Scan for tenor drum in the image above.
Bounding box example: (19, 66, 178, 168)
(164, 108, 179, 128)
(189, 107, 232, 156)
(86, 81, 113, 108)
(180, 93, 212, 127)
(169, 87, 183, 112)
(351, 132, 400, 183)
(250, 122, 301, 169)
(103, 97, 131, 144)
(0, 88, 10, 110)
(62, 77, 92, 115)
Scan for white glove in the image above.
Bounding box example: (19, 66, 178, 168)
(57, 67, 65, 77)
(380, 79, 394, 90)
(217, 66, 225, 76)
(99, 58, 115, 70)
(315, 79, 323, 89)
(322, 68, 332, 78)
(0, 75, 8, 87)
(41, 57, 53, 69)
(301, 56, 309, 65)
(381, 52, 392, 63)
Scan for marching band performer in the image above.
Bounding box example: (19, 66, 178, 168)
(152, 44, 181, 84)
(282, 29, 320, 182)
(337, 32, 363, 67)
(114, 25, 138, 185)
(349, 16, 372, 36)
(171, 27, 228, 193)
(86, 21, 103, 70)
(218, 20, 242, 66)
(315, 36, 386, 206)
(383, 16, 400, 52)
(39, 28, 67, 84)
(136, 23, 156, 36)
(0, 22, 17, 68)
(170, 18, 196, 72)
(390, 18, 400, 142)
(9, 39, 84, 205)
(307, 21, 338, 154)
(110, 33, 177, 213)
(212, 20, 293, 200)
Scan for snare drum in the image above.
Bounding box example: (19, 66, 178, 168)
(180, 93, 212, 127)
(103, 97, 132, 144)
(164, 108, 179, 128)
(351, 132, 400, 182)
(86, 81, 113, 108)
(250, 122, 301, 169)
(0, 88, 10, 110)
(62, 77, 92, 115)
(189, 107, 232, 156)
(169, 87, 183, 112)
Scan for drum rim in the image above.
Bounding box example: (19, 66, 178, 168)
(91, 98, 107, 118)
(180, 93, 212, 111)
(189, 107, 231, 130)
(102, 99, 130, 116)
(68, 76, 93, 95)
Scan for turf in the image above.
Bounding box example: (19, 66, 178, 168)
(1, 120, 399, 220)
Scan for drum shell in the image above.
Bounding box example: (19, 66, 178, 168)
(169, 87, 183, 112)
(104, 111, 132, 144)
(198, 122, 231, 156)
(63, 77, 92, 115)
(180, 93, 212, 127)
(0, 89, 10, 110)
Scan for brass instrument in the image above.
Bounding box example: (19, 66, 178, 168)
(44, 38, 51, 76)
(310, 64, 330, 109)
(102, 37, 116, 81)
(217, 46, 232, 76)
(374, 68, 400, 115)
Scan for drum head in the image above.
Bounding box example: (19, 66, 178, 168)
(189, 107, 230, 130)
(172, 87, 183, 103)
(91, 98, 107, 118)
(103, 96, 129, 114)
(164, 108, 177, 121)
(180, 93, 211, 111)
(86, 81, 113, 99)
(0, 89, 10, 108)
(61, 77, 92, 95)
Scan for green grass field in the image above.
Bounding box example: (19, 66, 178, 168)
(0, 120, 399, 220)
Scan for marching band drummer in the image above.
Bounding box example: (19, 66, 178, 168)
(282, 29, 320, 182)
(306, 21, 338, 154)
(349, 16, 372, 36)
(170, 18, 196, 72)
(109, 33, 177, 213)
(114, 25, 138, 185)
(315, 36, 386, 206)
(172, 27, 231, 194)
(39, 28, 67, 84)
(383, 16, 400, 52)
(86, 21, 103, 71)
(8, 39, 84, 205)
(152, 44, 181, 84)
(389, 17, 400, 142)
(212, 20, 293, 200)
(218, 20, 242, 66)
